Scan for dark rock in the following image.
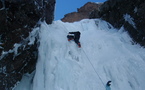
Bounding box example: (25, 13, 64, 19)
(0, 0, 55, 89)
(61, 2, 102, 22)
(90, 0, 145, 46)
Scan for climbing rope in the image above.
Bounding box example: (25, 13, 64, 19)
(82, 48, 105, 87)
(80, 21, 106, 87)
(63, 21, 106, 88)
(62, 22, 69, 33)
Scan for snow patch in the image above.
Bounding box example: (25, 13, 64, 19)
(28, 27, 39, 45)
(0, 27, 39, 60)
(134, 7, 138, 13)
(124, 14, 136, 29)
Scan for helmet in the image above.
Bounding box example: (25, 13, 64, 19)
(107, 81, 111, 86)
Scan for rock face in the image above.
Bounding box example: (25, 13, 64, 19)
(91, 0, 145, 46)
(61, 2, 102, 22)
(0, 0, 55, 89)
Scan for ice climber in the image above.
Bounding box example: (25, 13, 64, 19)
(106, 81, 111, 90)
(67, 31, 81, 48)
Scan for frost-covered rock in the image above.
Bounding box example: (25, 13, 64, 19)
(91, 0, 145, 46)
(0, 0, 55, 89)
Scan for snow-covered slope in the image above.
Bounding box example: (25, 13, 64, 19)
(14, 19, 145, 90)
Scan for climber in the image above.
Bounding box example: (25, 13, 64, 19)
(106, 81, 111, 90)
(67, 31, 81, 48)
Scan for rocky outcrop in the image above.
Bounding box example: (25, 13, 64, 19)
(91, 0, 145, 46)
(61, 2, 102, 22)
(0, 0, 55, 89)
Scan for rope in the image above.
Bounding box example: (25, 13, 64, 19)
(82, 48, 106, 87)
(63, 22, 106, 88)
(80, 22, 106, 87)
(62, 23, 69, 33)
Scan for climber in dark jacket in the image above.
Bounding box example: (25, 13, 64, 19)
(67, 31, 81, 48)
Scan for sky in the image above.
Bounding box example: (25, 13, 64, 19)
(14, 19, 145, 90)
(55, 0, 107, 20)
